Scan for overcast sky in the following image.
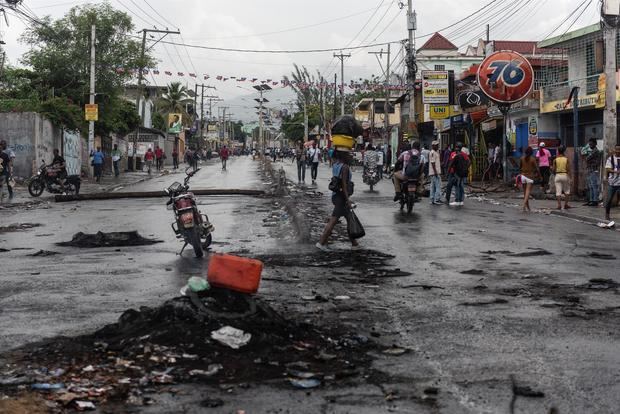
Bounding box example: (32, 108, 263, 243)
(0, 0, 600, 120)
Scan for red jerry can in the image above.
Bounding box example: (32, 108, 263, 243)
(207, 254, 264, 294)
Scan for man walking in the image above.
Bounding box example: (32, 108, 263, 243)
(429, 140, 442, 205)
(144, 147, 154, 175)
(376, 145, 384, 179)
(309, 143, 321, 184)
(582, 138, 602, 206)
(220, 145, 230, 171)
(111, 144, 122, 177)
(172, 147, 179, 170)
(604, 145, 620, 223)
(0, 140, 14, 200)
(155, 145, 164, 171)
(294, 141, 307, 184)
(92, 146, 105, 182)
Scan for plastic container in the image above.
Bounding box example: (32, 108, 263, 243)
(207, 254, 263, 294)
(331, 134, 355, 150)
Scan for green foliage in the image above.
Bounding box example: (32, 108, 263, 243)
(39, 97, 85, 131)
(95, 98, 140, 137)
(0, 99, 41, 113)
(232, 121, 247, 142)
(281, 104, 322, 142)
(20, 3, 154, 136)
(152, 111, 166, 131)
(157, 82, 193, 125)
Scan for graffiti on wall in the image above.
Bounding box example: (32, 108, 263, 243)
(63, 130, 81, 175)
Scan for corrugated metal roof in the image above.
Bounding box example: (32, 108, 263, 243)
(538, 23, 601, 48)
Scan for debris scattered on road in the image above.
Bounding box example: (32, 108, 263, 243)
(74, 400, 96, 410)
(289, 378, 321, 389)
(334, 295, 351, 301)
(187, 276, 210, 292)
(459, 298, 509, 306)
(211, 326, 252, 349)
(200, 398, 225, 408)
(581, 278, 619, 290)
(57, 231, 163, 248)
(382, 346, 410, 356)
(402, 284, 444, 290)
(585, 252, 616, 260)
(189, 364, 223, 377)
(460, 269, 486, 275)
(0, 223, 42, 234)
(27, 250, 60, 257)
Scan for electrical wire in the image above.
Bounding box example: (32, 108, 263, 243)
(540, 0, 592, 42)
(141, 0, 177, 29)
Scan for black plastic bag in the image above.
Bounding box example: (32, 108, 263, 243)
(346, 209, 365, 239)
(332, 115, 363, 138)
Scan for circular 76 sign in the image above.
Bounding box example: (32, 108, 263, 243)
(477, 51, 534, 105)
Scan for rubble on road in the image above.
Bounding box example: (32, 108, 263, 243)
(57, 231, 162, 248)
(0, 288, 375, 411)
(0, 223, 42, 234)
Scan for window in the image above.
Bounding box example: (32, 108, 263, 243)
(434, 65, 446, 71)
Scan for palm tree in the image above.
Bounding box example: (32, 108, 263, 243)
(157, 82, 193, 124)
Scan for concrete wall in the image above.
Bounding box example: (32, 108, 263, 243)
(0, 112, 61, 178)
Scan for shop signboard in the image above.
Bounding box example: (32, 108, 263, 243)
(458, 90, 490, 113)
(84, 104, 98, 121)
(477, 51, 534, 104)
(429, 105, 450, 119)
(422, 71, 450, 104)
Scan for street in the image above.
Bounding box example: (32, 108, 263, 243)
(1, 157, 619, 413)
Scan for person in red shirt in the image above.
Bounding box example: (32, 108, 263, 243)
(154, 146, 164, 171)
(172, 147, 179, 170)
(219, 146, 230, 171)
(144, 148, 155, 175)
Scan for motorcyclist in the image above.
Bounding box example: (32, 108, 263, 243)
(363, 144, 379, 178)
(393, 141, 424, 201)
(51, 148, 67, 191)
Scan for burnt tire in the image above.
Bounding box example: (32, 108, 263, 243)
(28, 178, 45, 197)
(202, 233, 212, 250)
(189, 228, 203, 258)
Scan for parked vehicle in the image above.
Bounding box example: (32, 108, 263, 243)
(165, 167, 214, 258)
(362, 165, 381, 191)
(28, 160, 80, 197)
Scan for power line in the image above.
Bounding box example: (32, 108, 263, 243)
(415, 0, 503, 40)
(141, 0, 177, 29)
(540, 0, 592, 42)
(126, 0, 162, 26)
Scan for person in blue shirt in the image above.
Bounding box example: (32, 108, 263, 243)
(92, 147, 105, 182)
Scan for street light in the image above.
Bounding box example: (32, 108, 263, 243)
(253, 84, 272, 155)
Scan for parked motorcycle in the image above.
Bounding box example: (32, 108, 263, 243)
(165, 167, 214, 258)
(363, 166, 381, 191)
(28, 160, 81, 197)
(395, 177, 417, 214)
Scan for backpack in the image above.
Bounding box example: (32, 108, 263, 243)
(454, 153, 469, 178)
(329, 164, 354, 195)
(404, 151, 422, 178)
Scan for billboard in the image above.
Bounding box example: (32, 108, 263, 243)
(168, 113, 183, 134)
(422, 71, 449, 104)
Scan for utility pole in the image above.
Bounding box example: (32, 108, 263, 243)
(133, 28, 180, 169)
(406, 0, 417, 134)
(603, 5, 619, 154)
(89, 24, 96, 157)
(369, 45, 392, 144)
(334, 51, 351, 116)
(333, 73, 338, 120)
(303, 95, 308, 141)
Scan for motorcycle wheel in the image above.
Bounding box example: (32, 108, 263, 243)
(202, 233, 213, 250)
(189, 228, 204, 258)
(28, 178, 45, 197)
(407, 194, 414, 213)
(369, 183, 374, 192)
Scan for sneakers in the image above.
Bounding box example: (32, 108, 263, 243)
(449, 201, 464, 206)
(393, 193, 401, 202)
(315, 242, 329, 252)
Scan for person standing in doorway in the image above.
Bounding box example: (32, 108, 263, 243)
(536, 142, 552, 193)
(604, 145, 620, 223)
(0, 140, 15, 200)
(309, 143, 321, 184)
(172, 147, 179, 170)
(92, 146, 105, 182)
(429, 140, 442, 205)
(316, 149, 359, 251)
(294, 141, 307, 184)
(143, 147, 154, 175)
(552, 145, 571, 210)
(111, 144, 122, 177)
(582, 138, 602, 206)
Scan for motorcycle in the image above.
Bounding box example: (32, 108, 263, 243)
(363, 165, 381, 191)
(28, 160, 81, 197)
(165, 167, 214, 258)
(395, 177, 417, 214)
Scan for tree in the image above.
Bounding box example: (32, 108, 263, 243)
(157, 82, 193, 124)
(20, 3, 154, 135)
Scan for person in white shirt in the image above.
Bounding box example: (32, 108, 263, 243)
(604, 145, 620, 222)
(376, 145, 384, 178)
(428, 140, 442, 205)
(309, 143, 321, 184)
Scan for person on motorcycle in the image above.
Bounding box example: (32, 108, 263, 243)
(51, 148, 67, 191)
(392, 141, 424, 201)
(363, 145, 379, 178)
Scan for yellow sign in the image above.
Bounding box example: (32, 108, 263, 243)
(84, 104, 98, 121)
(430, 105, 450, 120)
(541, 82, 620, 114)
(595, 74, 606, 109)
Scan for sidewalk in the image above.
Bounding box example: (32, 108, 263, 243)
(467, 181, 618, 229)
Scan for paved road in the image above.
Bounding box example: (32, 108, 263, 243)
(1, 156, 619, 413)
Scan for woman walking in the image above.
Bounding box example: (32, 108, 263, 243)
(518, 146, 540, 212)
(552, 145, 572, 210)
(316, 150, 359, 250)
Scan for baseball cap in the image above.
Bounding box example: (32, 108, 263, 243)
(540, 142, 546, 147)
(431, 140, 439, 146)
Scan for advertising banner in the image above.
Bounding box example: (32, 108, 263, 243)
(422, 71, 449, 104)
(168, 113, 183, 134)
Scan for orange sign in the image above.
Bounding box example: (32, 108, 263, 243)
(85, 104, 98, 121)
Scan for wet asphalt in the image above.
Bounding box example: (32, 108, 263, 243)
(1, 156, 619, 413)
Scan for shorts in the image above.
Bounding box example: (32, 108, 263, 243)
(555, 174, 570, 196)
(331, 193, 348, 218)
(519, 175, 534, 185)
